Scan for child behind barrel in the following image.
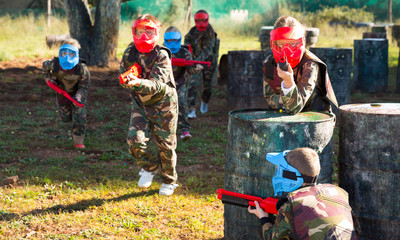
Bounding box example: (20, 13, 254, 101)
(248, 147, 360, 239)
(263, 16, 338, 115)
(42, 38, 90, 149)
(164, 26, 203, 140)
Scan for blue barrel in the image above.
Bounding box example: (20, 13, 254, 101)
(224, 109, 336, 240)
(353, 39, 388, 93)
(339, 103, 400, 240)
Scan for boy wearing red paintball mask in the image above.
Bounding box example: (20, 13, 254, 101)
(184, 9, 218, 117)
(263, 16, 338, 115)
(119, 14, 179, 196)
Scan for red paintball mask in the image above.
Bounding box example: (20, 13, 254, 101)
(270, 27, 305, 68)
(194, 12, 209, 31)
(132, 19, 159, 53)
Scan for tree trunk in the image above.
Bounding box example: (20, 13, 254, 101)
(185, 0, 192, 29)
(64, 0, 121, 66)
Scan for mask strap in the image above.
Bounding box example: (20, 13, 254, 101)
(302, 175, 318, 184)
(282, 170, 318, 183)
(282, 170, 298, 180)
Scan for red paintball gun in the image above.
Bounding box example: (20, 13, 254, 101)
(171, 58, 211, 67)
(278, 53, 289, 71)
(46, 80, 84, 108)
(217, 188, 278, 214)
(119, 63, 143, 85)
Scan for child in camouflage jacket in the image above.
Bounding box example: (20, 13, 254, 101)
(263, 16, 337, 115)
(42, 38, 90, 149)
(184, 9, 218, 117)
(119, 14, 178, 196)
(248, 147, 360, 240)
(164, 26, 203, 140)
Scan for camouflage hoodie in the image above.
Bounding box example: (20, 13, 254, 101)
(120, 43, 177, 109)
(263, 49, 338, 115)
(263, 184, 359, 240)
(184, 25, 218, 65)
(42, 57, 90, 103)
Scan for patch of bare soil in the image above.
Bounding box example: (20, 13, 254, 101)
(0, 57, 229, 171)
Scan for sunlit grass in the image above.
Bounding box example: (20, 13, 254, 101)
(0, 183, 223, 239)
(1, 13, 398, 64)
(0, 14, 66, 60)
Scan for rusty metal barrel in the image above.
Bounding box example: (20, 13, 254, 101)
(224, 109, 336, 240)
(305, 28, 320, 48)
(353, 39, 388, 93)
(259, 26, 274, 50)
(226, 50, 272, 111)
(362, 32, 387, 39)
(339, 103, 400, 240)
(310, 48, 352, 107)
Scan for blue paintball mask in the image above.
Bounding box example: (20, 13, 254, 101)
(266, 150, 305, 196)
(59, 44, 79, 70)
(164, 31, 181, 54)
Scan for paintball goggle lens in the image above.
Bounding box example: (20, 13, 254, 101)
(272, 38, 303, 53)
(59, 49, 76, 58)
(135, 27, 156, 38)
(195, 19, 208, 23)
(165, 39, 179, 43)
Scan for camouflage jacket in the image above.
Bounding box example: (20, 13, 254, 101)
(184, 25, 218, 64)
(171, 46, 199, 88)
(42, 57, 90, 103)
(120, 42, 177, 107)
(263, 184, 359, 240)
(263, 50, 338, 115)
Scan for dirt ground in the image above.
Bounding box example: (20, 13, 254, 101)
(0, 57, 230, 179)
(1, 56, 398, 171)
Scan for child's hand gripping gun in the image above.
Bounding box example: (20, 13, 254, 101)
(278, 53, 289, 71)
(119, 63, 143, 85)
(217, 188, 278, 214)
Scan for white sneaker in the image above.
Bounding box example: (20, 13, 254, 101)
(188, 110, 197, 119)
(200, 101, 208, 113)
(159, 183, 178, 196)
(138, 169, 155, 188)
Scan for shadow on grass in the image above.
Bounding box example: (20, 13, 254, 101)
(0, 189, 158, 222)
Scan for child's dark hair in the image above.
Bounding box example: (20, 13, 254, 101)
(136, 14, 162, 28)
(195, 9, 208, 15)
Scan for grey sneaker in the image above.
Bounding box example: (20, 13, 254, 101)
(188, 110, 197, 119)
(200, 101, 208, 113)
(159, 183, 178, 196)
(138, 169, 155, 188)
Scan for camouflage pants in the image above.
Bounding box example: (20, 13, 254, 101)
(127, 100, 178, 184)
(56, 95, 86, 136)
(187, 64, 216, 108)
(177, 80, 190, 134)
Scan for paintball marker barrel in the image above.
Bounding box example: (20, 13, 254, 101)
(278, 55, 289, 71)
(171, 58, 211, 67)
(217, 189, 278, 214)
